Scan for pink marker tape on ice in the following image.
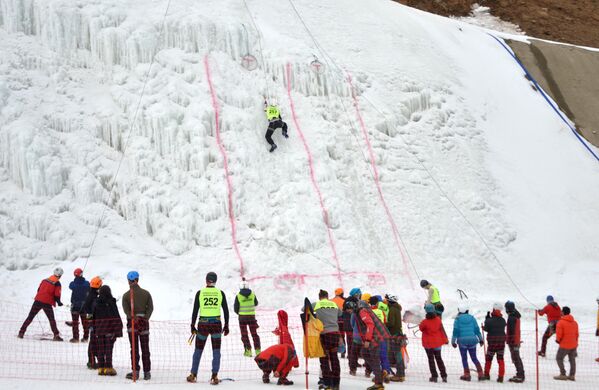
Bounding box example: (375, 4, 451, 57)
(285, 62, 343, 289)
(204, 55, 245, 278)
(346, 73, 415, 290)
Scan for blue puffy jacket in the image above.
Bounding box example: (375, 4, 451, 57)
(452, 312, 482, 346)
(69, 276, 90, 311)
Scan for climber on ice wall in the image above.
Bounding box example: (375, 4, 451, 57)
(264, 101, 288, 153)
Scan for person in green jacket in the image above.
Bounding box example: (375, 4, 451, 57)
(234, 280, 261, 357)
(421, 280, 444, 318)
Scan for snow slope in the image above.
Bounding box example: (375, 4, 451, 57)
(1, 0, 598, 329)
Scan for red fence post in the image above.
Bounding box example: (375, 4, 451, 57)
(130, 286, 136, 383)
(535, 310, 539, 390)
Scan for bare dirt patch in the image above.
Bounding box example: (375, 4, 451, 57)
(395, 0, 599, 48)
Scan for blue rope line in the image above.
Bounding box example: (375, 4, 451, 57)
(488, 33, 599, 163)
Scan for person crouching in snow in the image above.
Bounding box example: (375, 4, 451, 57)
(255, 344, 296, 385)
(273, 310, 300, 369)
(92, 285, 123, 376)
(481, 303, 507, 382)
(451, 303, 483, 381)
(420, 303, 448, 383)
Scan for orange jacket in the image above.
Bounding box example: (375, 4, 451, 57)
(556, 314, 578, 349)
(331, 296, 345, 310)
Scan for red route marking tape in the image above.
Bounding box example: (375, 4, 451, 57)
(285, 62, 343, 289)
(204, 55, 246, 278)
(346, 73, 415, 290)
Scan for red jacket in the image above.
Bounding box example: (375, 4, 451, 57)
(538, 303, 561, 323)
(273, 310, 299, 368)
(255, 344, 296, 377)
(34, 275, 62, 306)
(419, 314, 448, 349)
(556, 315, 579, 349)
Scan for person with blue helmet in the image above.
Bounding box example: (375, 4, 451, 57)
(122, 270, 153, 380)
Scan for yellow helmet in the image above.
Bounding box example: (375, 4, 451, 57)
(361, 293, 371, 302)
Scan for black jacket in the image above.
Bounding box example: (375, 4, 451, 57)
(483, 311, 506, 346)
(506, 308, 521, 346)
(92, 296, 123, 338)
(82, 287, 99, 316)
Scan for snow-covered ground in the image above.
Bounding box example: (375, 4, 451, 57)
(1, 0, 598, 387)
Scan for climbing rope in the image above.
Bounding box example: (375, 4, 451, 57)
(83, 0, 173, 271)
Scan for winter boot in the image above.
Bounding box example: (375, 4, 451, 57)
(243, 348, 252, 357)
(105, 368, 117, 376)
(210, 373, 220, 385)
(126, 372, 139, 380)
(389, 375, 404, 382)
(364, 368, 372, 378)
(479, 374, 490, 381)
(187, 373, 197, 383)
(382, 370, 390, 383)
(81, 337, 88, 342)
(537, 351, 546, 357)
(460, 369, 471, 381)
(567, 376, 575, 381)
(497, 376, 504, 383)
(269, 144, 277, 153)
(143, 372, 151, 380)
(255, 348, 261, 355)
(53, 334, 63, 341)
(349, 370, 356, 376)
(98, 368, 106, 376)
(366, 384, 384, 390)
(283, 131, 289, 139)
(553, 374, 568, 381)
(509, 376, 525, 383)
(87, 361, 98, 370)
(429, 377, 438, 383)
(17, 333, 24, 339)
(277, 378, 294, 385)
(441, 376, 448, 383)
(262, 373, 270, 383)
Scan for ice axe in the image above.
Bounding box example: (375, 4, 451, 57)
(457, 289, 468, 300)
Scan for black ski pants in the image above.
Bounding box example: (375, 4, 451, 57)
(425, 348, 447, 379)
(319, 332, 341, 387)
(127, 318, 151, 373)
(19, 301, 60, 336)
(96, 335, 117, 368)
(265, 119, 288, 146)
(239, 315, 261, 350)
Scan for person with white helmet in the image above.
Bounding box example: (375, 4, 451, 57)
(451, 303, 484, 381)
(18, 267, 65, 341)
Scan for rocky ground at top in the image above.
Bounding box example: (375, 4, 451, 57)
(396, 0, 599, 48)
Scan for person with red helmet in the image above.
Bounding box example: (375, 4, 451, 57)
(18, 267, 65, 341)
(69, 268, 90, 343)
